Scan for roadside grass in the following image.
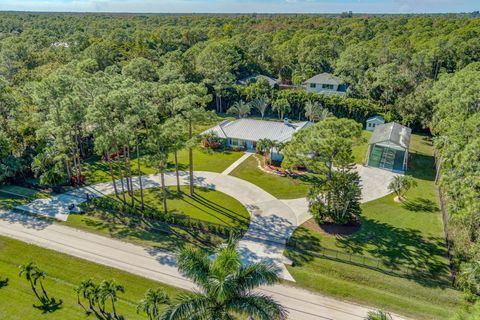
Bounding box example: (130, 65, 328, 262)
(83, 147, 244, 185)
(229, 155, 316, 199)
(0, 236, 183, 320)
(284, 133, 463, 320)
(0, 185, 51, 210)
(0, 193, 27, 210)
(64, 186, 250, 252)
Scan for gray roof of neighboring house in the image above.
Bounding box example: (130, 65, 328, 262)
(304, 73, 344, 85)
(367, 115, 385, 123)
(369, 122, 412, 149)
(237, 75, 279, 87)
(203, 119, 312, 143)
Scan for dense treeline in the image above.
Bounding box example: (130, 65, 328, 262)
(0, 12, 479, 300)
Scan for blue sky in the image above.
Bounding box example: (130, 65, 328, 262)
(0, 0, 478, 13)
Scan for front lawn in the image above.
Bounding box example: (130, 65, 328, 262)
(83, 147, 244, 185)
(284, 134, 463, 319)
(0, 236, 183, 320)
(229, 155, 316, 199)
(64, 186, 250, 252)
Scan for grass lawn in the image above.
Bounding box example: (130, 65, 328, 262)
(228, 131, 370, 199)
(229, 155, 316, 199)
(0, 186, 51, 210)
(64, 186, 250, 252)
(352, 130, 372, 164)
(284, 133, 464, 320)
(0, 236, 183, 320)
(83, 148, 244, 185)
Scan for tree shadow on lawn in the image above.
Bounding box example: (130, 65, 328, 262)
(0, 277, 8, 289)
(402, 197, 439, 212)
(155, 188, 249, 228)
(77, 213, 214, 252)
(335, 217, 450, 287)
(407, 152, 436, 182)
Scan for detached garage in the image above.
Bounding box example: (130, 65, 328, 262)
(365, 122, 412, 173)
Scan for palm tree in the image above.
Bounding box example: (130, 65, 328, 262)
(75, 279, 101, 317)
(304, 101, 332, 122)
(99, 280, 124, 319)
(19, 262, 43, 301)
(304, 101, 321, 122)
(388, 175, 418, 202)
(318, 107, 333, 121)
(137, 288, 170, 320)
(160, 238, 288, 320)
(272, 98, 291, 120)
(256, 138, 275, 165)
(228, 101, 251, 118)
(251, 97, 269, 119)
(365, 310, 393, 320)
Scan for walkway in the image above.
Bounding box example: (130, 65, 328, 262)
(0, 210, 405, 320)
(221, 152, 252, 175)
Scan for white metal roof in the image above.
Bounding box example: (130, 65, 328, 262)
(304, 73, 344, 85)
(369, 122, 412, 149)
(367, 115, 385, 123)
(203, 119, 312, 142)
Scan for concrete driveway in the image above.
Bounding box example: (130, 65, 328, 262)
(15, 165, 398, 282)
(17, 171, 299, 281)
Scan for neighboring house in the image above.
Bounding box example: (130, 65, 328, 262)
(51, 41, 70, 48)
(365, 122, 412, 173)
(237, 75, 279, 88)
(203, 118, 312, 160)
(303, 73, 348, 95)
(366, 115, 385, 131)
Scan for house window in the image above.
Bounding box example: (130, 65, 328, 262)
(372, 124, 376, 127)
(309, 83, 316, 88)
(368, 123, 372, 127)
(322, 84, 334, 90)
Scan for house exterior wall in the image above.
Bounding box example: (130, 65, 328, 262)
(366, 119, 385, 131)
(305, 83, 339, 93)
(226, 138, 255, 151)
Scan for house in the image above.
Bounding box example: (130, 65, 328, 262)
(366, 115, 385, 131)
(304, 73, 348, 95)
(365, 122, 412, 173)
(203, 118, 312, 160)
(237, 75, 279, 88)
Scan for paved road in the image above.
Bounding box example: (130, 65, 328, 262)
(0, 210, 406, 320)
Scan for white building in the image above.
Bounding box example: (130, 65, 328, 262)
(303, 73, 347, 95)
(366, 115, 385, 131)
(365, 122, 412, 172)
(203, 118, 312, 160)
